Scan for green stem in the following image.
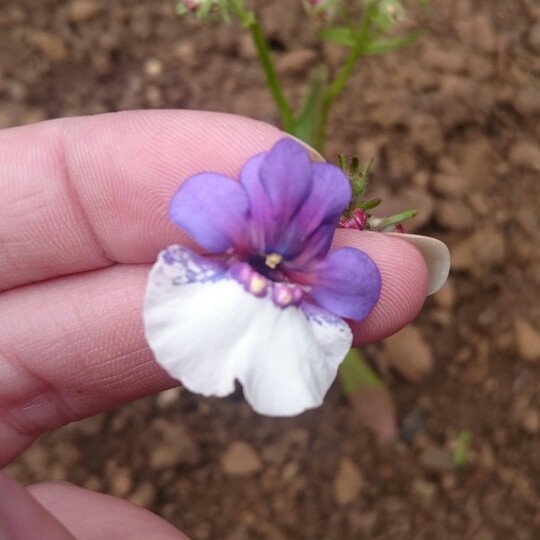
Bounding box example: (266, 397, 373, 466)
(229, 0, 294, 133)
(317, 4, 375, 149)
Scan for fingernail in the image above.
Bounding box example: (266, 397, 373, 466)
(285, 135, 326, 163)
(385, 233, 450, 295)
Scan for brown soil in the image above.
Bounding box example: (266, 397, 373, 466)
(2, 0, 540, 538)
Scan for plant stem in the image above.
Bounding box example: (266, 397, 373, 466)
(314, 48, 360, 150)
(229, 0, 295, 133)
(316, 4, 375, 149)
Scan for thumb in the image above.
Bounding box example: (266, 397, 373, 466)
(332, 230, 449, 345)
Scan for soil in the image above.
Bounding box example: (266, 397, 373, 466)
(2, 0, 540, 538)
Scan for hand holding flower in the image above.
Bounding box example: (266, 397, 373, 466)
(0, 110, 444, 537)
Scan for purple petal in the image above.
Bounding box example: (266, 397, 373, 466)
(239, 139, 314, 256)
(279, 163, 351, 261)
(169, 173, 250, 253)
(293, 163, 351, 236)
(258, 139, 313, 230)
(284, 223, 336, 270)
(238, 153, 272, 252)
(292, 248, 381, 321)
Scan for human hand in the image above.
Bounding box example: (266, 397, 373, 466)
(0, 110, 432, 537)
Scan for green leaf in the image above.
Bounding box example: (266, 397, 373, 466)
(453, 430, 472, 468)
(318, 26, 357, 48)
(356, 197, 382, 211)
(364, 29, 423, 55)
(339, 349, 397, 442)
(356, 158, 373, 195)
(340, 349, 383, 394)
(292, 65, 329, 151)
(368, 209, 417, 230)
(176, 2, 189, 15)
(349, 156, 360, 175)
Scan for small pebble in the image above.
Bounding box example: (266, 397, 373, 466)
(521, 409, 539, 434)
(528, 22, 540, 53)
(144, 58, 164, 78)
(277, 49, 317, 76)
(383, 325, 433, 383)
(431, 173, 468, 198)
(333, 458, 364, 505)
(411, 478, 437, 499)
(509, 141, 540, 172)
(221, 442, 261, 476)
(514, 319, 540, 362)
(68, 0, 101, 22)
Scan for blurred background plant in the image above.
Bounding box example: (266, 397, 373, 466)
(178, 0, 423, 152)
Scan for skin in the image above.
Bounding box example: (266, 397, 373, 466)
(0, 110, 428, 539)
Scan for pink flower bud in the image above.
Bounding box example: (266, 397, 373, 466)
(182, 0, 201, 12)
(178, 0, 218, 14)
(338, 209, 367, 230)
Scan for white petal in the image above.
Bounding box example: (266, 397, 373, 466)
(385, 233, 451, 295)
(143, 246, 352, 416)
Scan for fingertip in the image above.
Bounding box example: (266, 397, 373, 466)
(331, 230, 429, 345)
(0, 471, 75, 539)
(29, 481, 188, 539)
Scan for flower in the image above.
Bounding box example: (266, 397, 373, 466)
(177, 0, 219, 15)
(143, 139, 381, 416)
(302, 0, 341, 21)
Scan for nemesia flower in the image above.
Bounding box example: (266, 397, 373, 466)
(143, 139, 382, 416)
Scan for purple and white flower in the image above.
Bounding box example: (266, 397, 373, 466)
(143, 139, 381, 416)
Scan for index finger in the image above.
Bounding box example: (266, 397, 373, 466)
(0, 110, 285, 291)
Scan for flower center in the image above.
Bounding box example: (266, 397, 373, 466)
(229, 261, 303, 308)
(247, 253, 284, 281)
(265, 253, 282, 269)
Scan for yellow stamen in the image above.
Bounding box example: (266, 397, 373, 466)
(250, 274, 267, 295)
(265, 253, 282, 269)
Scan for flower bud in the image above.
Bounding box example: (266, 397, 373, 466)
(302, 0, 340, 21)
(177, 0, 219, 16)
(338, 209, 367, 230)
(368, 0, 406, 31)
